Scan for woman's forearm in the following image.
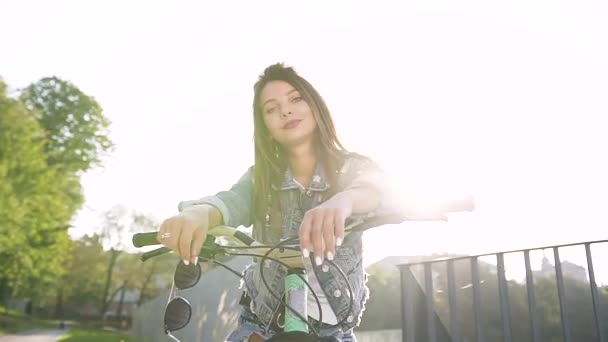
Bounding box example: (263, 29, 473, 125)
(181, 204, 224, 228)
(332, 186, 381, 215)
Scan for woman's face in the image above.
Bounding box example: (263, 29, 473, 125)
(259, 80, 317, 149)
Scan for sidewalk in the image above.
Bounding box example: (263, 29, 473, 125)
(0, 329, 68, 342)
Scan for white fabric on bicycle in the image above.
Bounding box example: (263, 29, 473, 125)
(302, 256, 338, 324)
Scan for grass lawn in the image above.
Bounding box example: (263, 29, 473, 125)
(57, 328, 134, 342)
(0, 307, 137, 341)
(0, 308, 59, 335)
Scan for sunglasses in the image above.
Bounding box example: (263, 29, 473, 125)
(164, 260, 202, 339)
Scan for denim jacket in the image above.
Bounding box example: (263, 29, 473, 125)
(178, 153, 404, 335)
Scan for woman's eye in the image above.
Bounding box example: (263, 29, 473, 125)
(265, 107, 278, 115)
(291, 96, 303, 103)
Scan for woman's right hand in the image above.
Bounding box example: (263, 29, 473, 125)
(157, 205, 212, 265)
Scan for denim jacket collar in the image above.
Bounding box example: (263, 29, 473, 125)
(277, 163, 330, 192)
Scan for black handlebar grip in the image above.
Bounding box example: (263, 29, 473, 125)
(234, 231, 255, 246)
(132, 232, 160, 247)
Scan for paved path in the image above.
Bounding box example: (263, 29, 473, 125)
(0, 329, 68, 342)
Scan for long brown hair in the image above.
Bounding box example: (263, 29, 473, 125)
(252, 63, 347, 242)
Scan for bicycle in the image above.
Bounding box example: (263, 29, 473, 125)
(132, 196, 474, 342)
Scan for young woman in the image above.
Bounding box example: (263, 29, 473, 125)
(157, 63, 403, 341)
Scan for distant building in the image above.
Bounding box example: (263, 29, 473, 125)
(534, 255, 588, 283)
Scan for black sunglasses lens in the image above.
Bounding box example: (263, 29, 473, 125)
(175, 260, 202, 289)
(164, 297, 192, 332)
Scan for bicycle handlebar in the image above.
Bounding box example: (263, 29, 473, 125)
(132, 196, 474, 261)
(132, 226, 256, 248)
(436, 195, 475, 213)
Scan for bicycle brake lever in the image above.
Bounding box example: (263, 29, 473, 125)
(199, 236, 226, 259)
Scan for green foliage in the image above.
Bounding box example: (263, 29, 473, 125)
(0, 81, 79, 300)
(94, 207, 165, 318)
(20, 77, 114, 174)
(0, 75, 165, 326)
(0, 75, 113, 307)
(61, 235, 109, 308)
(358, 265, 402, 330)
(55, 225, 174, 320)
(111, 251, 174, 306)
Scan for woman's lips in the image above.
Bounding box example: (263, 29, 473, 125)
(283, 120, 302, 129)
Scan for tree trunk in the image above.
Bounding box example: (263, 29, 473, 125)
(115, 280, 127, 319)
(29, 295, 37, 317)
(99, 248, 120, 319)
(54, 286, 64, 319)
(137, 258, 158, 306)
(0, 279, 9, 315)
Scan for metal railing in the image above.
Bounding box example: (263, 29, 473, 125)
(398, 239, 608, 342)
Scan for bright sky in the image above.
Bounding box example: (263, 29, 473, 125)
(2, 1, 607, 283)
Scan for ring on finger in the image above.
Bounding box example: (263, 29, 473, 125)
(160, 232, 172, 239)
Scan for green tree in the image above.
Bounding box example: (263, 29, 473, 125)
(358, 266, 402, 330)
(0, 80, 79, 310)
(20, 77, 114, 174)
(1, 76, 113, 314)
(55, 234, 108, 317)
(110, 251, 174, 320)
(55, 230, 173, 320)
(97, 206, 157, 319)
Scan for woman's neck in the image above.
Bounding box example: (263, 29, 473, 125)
(287, 141, 317, 188)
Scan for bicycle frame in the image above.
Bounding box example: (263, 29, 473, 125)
(133, 220, 365, 341)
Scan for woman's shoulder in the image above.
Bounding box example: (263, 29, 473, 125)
(340, 151, 378, 171)
(336, 151, 383, 185)
(340, 150, 366, 159)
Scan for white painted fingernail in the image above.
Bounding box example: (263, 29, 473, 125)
(192, 256, 198, 266)
(336, 237, 343, 246)
(327, 252, 334, 261)
(302, 249, 310, 258)
(315, 256, 323, 266)
(184, 259, 190, 266)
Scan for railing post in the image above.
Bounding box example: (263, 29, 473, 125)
(424, 263, 437, 342)
(497, 253, 513, 342)
(399, 264, 453, 342)
(447, 260, 461, 342)
(524, 250, 542, 342)
(554, 247, 572, 342)
(585, 243, 606, 342)
(396, 239, 608, 342)
(400, 265, 416, 342)
(471, 256, 485, 342)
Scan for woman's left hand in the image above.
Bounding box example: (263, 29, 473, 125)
(298, 193, 353, 266)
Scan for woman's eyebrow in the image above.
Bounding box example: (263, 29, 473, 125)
(262, 89, 299, 107)
(262, 98, 277, 107)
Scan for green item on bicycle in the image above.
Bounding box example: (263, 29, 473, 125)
(284, 268, 309, 333)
